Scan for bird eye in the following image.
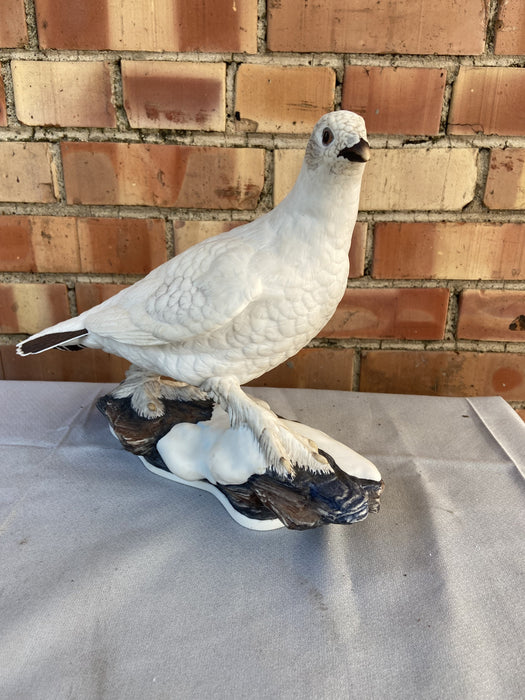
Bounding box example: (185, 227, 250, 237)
(322, 128, 334, 146)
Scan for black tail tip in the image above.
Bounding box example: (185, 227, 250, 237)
(17, 329, 88, 355)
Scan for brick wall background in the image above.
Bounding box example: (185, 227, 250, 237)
(1, 0, 525, 418)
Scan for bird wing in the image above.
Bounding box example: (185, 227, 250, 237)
(83, 232, 264, 346)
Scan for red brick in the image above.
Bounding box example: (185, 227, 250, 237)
(76, 283, 129, 314)
(172, 220, 248, 254)
(0, 345, 129, 382)
(349, 223, 367, 279)
(360, 350, 525, 401)
(0, 0, 27, 47)
(122, 61, 225, 131)
(267, 0, 486, 55)
(517, 409, 525, 423)
(495, 0, 525, 55)
(448, 67, 525, 136)
(248, 348, 355, 391)
(361, 149, 477, 211)
(484, 149, 525, 209)
(235, 65, 335, 133)
(77, 218, 167, 274)
(0, 215, 166, 274)
(35, 0, 257, 52)
(373, 223, 525, 281)
(0, 283, 69, 334)
(0, 216, 79, 272)
(458, 290, 525, 341)
(320, 288, 449, 340)
(0, 217, 34, 271)
(12, 61, 116, 128)
(274, 148, 477, 210)
(342, 67, 446, 135)
(0, 143, 57, 203)
(272, 150, 305, 205)
(0, 73, 7, 127)
(61, 142, 264, 209)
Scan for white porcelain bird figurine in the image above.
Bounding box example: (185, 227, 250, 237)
(17, 110, 370, 477)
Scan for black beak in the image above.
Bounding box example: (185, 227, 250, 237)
(338, 138, 370, 163)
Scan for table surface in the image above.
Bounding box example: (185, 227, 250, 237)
(1, 381, 524, 699)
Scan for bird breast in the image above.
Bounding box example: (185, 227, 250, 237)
(206, 247, 348, 375)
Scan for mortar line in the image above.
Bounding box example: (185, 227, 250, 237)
(1, 60, 18, 128)
(484, 0, 502, 55)
(164, 218, 175, 259)
(22, 0, 39, 51)
(2, 48, 525, 68)
(3, 202, 525, 225)
(108, 58, 131, 132)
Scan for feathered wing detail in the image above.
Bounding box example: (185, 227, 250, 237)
(84, 234, 264, 347)
(18, 223, 267, 355)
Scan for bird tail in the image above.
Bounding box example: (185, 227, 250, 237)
(16, 318, 89, 356)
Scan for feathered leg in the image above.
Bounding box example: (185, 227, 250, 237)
(201, 376, 332, 478)
(112, 365, 208, 418)
(111, 368, 332, 478)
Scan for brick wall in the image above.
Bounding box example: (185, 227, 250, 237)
(1, 0, 525, 416)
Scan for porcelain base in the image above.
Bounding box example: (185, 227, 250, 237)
(97, 391, 384, 531)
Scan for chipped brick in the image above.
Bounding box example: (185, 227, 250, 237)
(448, 67, 525, 136)
(458, 290, 525, 341)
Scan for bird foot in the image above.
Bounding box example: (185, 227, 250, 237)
(112, 365, 207, 418)
(201, 377, 333, 479)
(260, 419, 332, 478)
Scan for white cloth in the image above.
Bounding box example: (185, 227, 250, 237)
(1, 381, 524, 699)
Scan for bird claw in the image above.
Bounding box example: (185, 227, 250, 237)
(262, 421, 333, 478)
(140, 398, 165, 419)
(279, 457, 295, 476)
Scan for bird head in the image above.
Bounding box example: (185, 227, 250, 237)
(304, 111, 369, 177)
